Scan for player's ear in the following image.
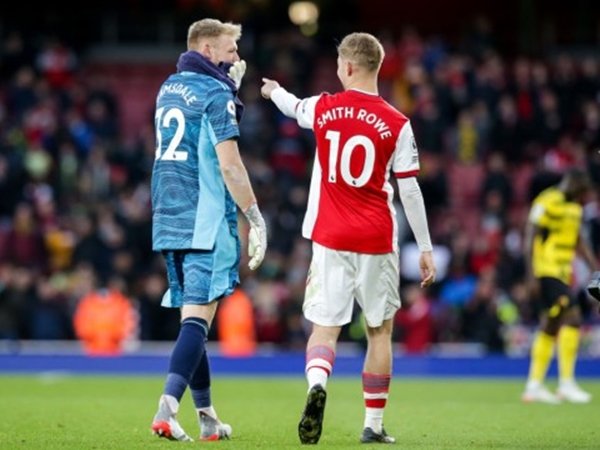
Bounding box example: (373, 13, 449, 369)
(198, 41, 212, 60)
(346, 60, 353, 77)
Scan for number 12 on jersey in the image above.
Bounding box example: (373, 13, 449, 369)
(155, 107, 189, 161)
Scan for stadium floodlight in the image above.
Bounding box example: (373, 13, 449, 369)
(288, 1, 319, 26)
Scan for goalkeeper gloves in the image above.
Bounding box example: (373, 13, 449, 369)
(243, 203, 267, 270)
(227, 60, 246, 90)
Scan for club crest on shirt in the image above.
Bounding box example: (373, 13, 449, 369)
(226, 100, 236, 117)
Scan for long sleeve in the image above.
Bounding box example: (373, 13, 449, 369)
(397, 177, 433, 252)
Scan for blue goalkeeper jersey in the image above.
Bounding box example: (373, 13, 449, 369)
(151, 71, 240, 251)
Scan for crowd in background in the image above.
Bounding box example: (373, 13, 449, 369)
(1, 17, 600, 355)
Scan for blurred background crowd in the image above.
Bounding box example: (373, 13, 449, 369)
(1, 0, 600, 356)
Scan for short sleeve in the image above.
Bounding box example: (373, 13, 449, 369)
(206, 89, 240, 143)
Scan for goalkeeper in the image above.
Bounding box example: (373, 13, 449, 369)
(149, 18, 266, 442)
(522, 167, 598, 404)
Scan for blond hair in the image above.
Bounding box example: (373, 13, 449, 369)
(337, 32, 384, 73)
(187, 18, 242, 49)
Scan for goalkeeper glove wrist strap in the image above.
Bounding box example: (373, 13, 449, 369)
(244, 203, 263, 227)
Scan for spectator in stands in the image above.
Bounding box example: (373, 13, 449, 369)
(0, 153, 26, 218)
(490, 94, 527, 162)
(137, 270, 179, 341)
(216, 287, 257, 357)
(31, 272, 73, 340)
(2, 202, 46, 270)
(35, 37, 77, 90)
(461, 268, 504, 353)
(417, 152, 449, 222)
(73, 271, 136, 355)
(480, 152, 513, 211)
(395, 283, 434, 354)
(0, 263, 24, 340)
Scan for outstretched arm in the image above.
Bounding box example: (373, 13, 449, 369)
(261, 78, 299, 117)
(261, 78, 318, 129)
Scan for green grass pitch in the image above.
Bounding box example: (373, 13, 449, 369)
(0, 375, 598, 449)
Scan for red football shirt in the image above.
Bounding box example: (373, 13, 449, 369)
(295, 89, 420, 254)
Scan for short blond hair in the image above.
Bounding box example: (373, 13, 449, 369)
(337, 32, 384, 73)
(187, 18, 242, 49)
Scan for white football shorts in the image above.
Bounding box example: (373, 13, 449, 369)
(303, 242, 401, 328)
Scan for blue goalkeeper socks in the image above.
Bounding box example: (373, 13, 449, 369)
(190, 351, 211, 408)
(164, 317, 209, 402)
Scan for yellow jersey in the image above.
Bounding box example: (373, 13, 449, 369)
(529, 187, 582, 284)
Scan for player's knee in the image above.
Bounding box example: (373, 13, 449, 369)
(365, 321, 393, 340)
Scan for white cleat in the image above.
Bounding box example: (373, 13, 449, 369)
(151, 395, 194, 441)
(557, 381, 592, 404)
(522, 383, 561, 404)
(199, 412, 232, 441)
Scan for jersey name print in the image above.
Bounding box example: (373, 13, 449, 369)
(315, 106, 393, 139)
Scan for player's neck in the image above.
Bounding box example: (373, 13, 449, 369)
(344, 78, 378, 95)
